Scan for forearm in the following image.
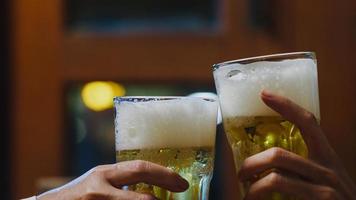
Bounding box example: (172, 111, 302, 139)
(21, 197, 37, 200)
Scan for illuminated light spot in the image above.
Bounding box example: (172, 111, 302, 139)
(82, 81, 126, 111)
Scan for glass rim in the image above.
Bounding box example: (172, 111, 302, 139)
(113, 96, 217, 104)
(213, 51, 316, 71)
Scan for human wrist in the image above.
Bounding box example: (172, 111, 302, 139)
(36, 187, 72, 200)
(37, 192, 58, 200)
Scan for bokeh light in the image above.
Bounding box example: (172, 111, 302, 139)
(81, 81, 125, 111)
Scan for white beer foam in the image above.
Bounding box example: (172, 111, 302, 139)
(214, 58, 320, 119)
(115, 98, 217, 150)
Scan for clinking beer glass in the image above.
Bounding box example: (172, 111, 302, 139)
(213, 52, 320, 200)
(114, 96, 218, 200)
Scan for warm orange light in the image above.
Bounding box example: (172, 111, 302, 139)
(81, 81, 126, 111)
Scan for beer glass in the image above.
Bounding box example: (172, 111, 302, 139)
(114, 96, 218, 200)
(213, 52, 320, 200)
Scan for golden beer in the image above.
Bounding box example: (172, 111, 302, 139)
(213, 52, 320, 200)
(114, 97, 217, 200)
(117, 147, 214, 199)
(224, 116, 311, 199)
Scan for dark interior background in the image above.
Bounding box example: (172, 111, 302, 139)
(1, 0, 11, 199)
(8, 0, 356, 199)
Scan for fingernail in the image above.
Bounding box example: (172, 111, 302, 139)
(261, 89, 274, 98)
(177, 176, 189, 190)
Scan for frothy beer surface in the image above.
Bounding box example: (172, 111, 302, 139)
(115, 98, 217, 150)
(214, 58, 320, 119)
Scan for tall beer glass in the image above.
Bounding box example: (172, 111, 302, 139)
(213, 52, 320, 200)
(114, 96, 218, 200)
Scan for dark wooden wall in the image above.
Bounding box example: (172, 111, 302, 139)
(10, 0, 356, 199)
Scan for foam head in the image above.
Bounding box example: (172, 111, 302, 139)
(214, 57, 320, 119)
(115, 97, 218, 150)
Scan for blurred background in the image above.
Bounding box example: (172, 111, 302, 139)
(1, 0, 355, 199)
